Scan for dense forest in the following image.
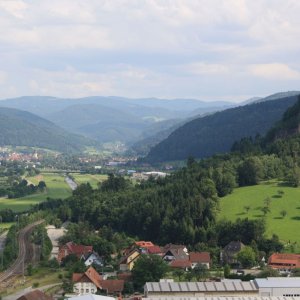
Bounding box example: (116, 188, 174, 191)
(145, 94, 299, 163)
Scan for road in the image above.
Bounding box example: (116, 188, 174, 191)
(65, 176, 78, 191)
(0, 220, 44, 284)
(0, 231, 8, 252)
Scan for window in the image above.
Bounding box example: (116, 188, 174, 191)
(86, 289, 89, 293)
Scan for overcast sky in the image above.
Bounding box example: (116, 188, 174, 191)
(0, 0, 299, 102)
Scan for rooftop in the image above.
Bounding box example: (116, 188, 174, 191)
(145, 280, 258, 293)
(254, 277, 300, 288)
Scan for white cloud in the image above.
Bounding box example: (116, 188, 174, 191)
(181, 62, 230, 75)
(0, 0, 300, 100)
(249, 63, 300, 80)
(0, 0, 27, 19)
(0, 71, 7, 84)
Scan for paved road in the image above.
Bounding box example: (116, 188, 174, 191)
(0, 220, 44, 283)
(65, 176, 78, 191)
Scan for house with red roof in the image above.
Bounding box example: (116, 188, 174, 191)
(17, 290, 53, 300)
(268, 253, 300, 270)
(58, 241, 93, 262)
(73, 266, 102, 295)
(72, 266, 124, 296)
(170, 260, 192, 270)
(189, 251, 211, 269)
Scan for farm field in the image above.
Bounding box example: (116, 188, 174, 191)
(0, 173, 71, 212)
(71, 173, 108, 189)
(219, 180, 300, 248)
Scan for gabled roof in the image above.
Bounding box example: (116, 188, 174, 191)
(119, 249, 140, 265)
(17, 290, 53, 300)
(223, 241, 244, 253)
(72, 266, 103, 288)
(100, 279, 125, 294)
(65, 241, 93, 257)
(189, 252, 211, 263)
(163, 243, 187, 251)
(82, 251, 102, 262)
(164, 248, 189, 261)
(135, 241, 154, 248)
(170, 260, 192, 269)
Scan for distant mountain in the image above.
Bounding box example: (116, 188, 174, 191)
(0, 107, 95, 152)
(144, 94, 300, 163)
(265, 95, 300, 142)
(0, 96, 233, 144)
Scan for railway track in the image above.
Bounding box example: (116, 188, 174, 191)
(0, 220, 44, 284)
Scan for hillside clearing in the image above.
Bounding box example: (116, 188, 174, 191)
(219, 180, 300, 247)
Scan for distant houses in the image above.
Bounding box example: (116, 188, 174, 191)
(119, 241, 211, 272)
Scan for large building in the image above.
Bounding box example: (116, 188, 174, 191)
(256, 278, 300, 297)
(144, 279, 258, 297)
(268, 253, 300, 270)
(144, 278, 300, 299)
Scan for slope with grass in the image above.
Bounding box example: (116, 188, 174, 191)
(218, 180, 300, 246)
(0, 173, 71, 212)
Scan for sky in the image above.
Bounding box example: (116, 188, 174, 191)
(0, 0, 299, 102)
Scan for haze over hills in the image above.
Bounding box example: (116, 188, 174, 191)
(0, 107, 96, 153)
(0, 96, 233, 144)
(144, 93, 300, 163)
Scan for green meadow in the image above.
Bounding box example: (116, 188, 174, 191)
(219, 180, 300, 247)
(72, 173, 108, 189)
(0, 173, 71, 212)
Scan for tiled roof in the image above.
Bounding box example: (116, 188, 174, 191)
(72, 266, 103, 288)
(189, 252, 211, 263)
(100, 279, 125, 294)
(165, 248, 189, 261)
(135, 241, 155, 248)
(163, 244, 187, 251)
(17, 290, 53, 300)
(66, 241, 93, 257)
(170, 260, 192, 269)
(268, 253, 300, 268)
(148, 246, 162, 254)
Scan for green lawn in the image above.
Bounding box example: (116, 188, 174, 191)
(72, 173, 108, 189)
(0, 173, 71, 212)
(219, 180, 300, 247)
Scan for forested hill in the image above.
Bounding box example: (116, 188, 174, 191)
(265, 96, 300, 143)
(145, 95, 299, 163)
(0, 107, 95, 152)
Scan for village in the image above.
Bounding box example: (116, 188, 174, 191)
(15, 226, 300, 300)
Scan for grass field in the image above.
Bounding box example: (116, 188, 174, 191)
(72, 173, 108, 189)
(219, 180, 300, 248)
(0, 173, 71, 212)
